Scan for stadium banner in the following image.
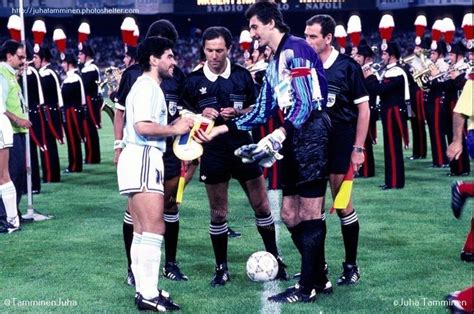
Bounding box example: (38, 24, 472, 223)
(173, 0, 376, 14)
(377, 0, 471, 9)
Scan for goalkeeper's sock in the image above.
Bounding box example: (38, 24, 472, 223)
(339, 210, 359, 265)
(164, 213, 180, 263)
(299, 219, 324, 293)
(315, 215, 328, 286)
(139, 232, 163, 299)
(131, 232, 142, 294)
(288, 223, 303, 256)
(463, 218, 474, 253)
(209, 221, 228, 265)
(255, 213, 279, 257)
(123, 210, 134, 271)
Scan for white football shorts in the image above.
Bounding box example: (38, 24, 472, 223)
(0, 114, 13, 149)
(117, 144, 164, 195)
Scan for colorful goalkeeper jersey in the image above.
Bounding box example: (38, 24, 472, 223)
(229, 33, 328, 133)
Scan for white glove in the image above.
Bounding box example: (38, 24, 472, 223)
(234, 144, 259, 164)
(234, 129, 286, 168)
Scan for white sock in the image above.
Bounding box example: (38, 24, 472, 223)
(0, 182, 18, 221)
(131, 232, 142, 294)
(139, 232, 163, 299)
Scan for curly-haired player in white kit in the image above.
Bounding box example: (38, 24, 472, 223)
(117, 36, 193, 312)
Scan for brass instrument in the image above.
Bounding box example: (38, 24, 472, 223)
(431, 60, 471, 81)
(400, 49, 433, 91)
(96, 65, 125, 94)
(362, 62, 384, 72)
(96, 65, 125, 123)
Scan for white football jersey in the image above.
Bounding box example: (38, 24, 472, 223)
(124, 74, 168, 151)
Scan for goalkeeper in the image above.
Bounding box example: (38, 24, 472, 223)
(195, 1, 331, 304)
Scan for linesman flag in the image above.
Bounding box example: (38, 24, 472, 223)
(330, 165, 354, 214)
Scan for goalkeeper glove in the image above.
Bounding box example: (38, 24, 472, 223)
(234, 129, 286, 168)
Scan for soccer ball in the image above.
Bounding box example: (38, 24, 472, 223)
(246, 251, 279, 282)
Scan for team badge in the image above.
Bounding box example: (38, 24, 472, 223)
(201, 175, 207, 181)
(168, 101, 177, 116)
(199, 87, 207, 95)
(327, 93, 336, 108)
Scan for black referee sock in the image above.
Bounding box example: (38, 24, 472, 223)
(122, 210, 134, 271)
(287, 223, 303, 256)
(164, 213, 180, 264)
(339, 210, 359, 265)
(299, 219, 324, 294)
(321, 212, 327, 264)
(255, 213, 279, 258)
(209, 221, 228, 265)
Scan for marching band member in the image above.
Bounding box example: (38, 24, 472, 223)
(78, 43, 101, 164)
(354, 40, 378, 178)
(36, 46, 63, 182)
(61, 53, 85, 173)
(369, 41, 409, 190)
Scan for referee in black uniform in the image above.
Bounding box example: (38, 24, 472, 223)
(182, 26, 287, 287)
(305, 14, 369, 286)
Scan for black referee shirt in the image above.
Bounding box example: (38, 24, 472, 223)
(181, 61, 256, 148)
(324, 48, 368, 125)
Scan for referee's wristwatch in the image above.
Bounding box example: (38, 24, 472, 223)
(353, 146, 365, 153)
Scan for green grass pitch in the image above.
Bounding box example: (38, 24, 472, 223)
(0, 117, 472, 313)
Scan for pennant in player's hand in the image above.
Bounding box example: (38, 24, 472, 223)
(173, 112, 214, 161)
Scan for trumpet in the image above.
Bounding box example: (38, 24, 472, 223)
(362, 62, 384, 72)
(431, 61, 471, 81)
(96, 65, 125, 93)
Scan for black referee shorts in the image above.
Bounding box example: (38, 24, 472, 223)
(163, 143, 181, 180)
(200, 148, 262, 185)
(328, 123, 355, 174)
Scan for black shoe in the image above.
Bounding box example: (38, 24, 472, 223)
(445, 291, 470, 314)
(163, 262, 189, 281)
(228, 227, 241, 239)
(126, 269, 135, 287)
(210, 263, 230, 287)
(460, 251, 474, 262)
(451, 181, 466, 219)
(380, 185, 392, 190)
(407, 155, 420, 160)
(134, 292, 141, 305)
(268, 284, 316, 303)
(275, 256, 289, 281)
(314, 280, 333, 294)
(136, 290, 180, 312)
(336, 262, 360, 286)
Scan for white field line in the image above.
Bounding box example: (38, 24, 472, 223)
(260, 189, 282, 314)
